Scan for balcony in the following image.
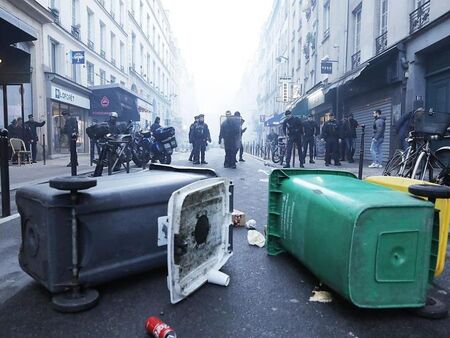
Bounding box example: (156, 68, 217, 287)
(120, 65, 125, 72)
(323, 28, 330, 42)
(351, 50, 361, 70)
(100, 50, 106, 59)
(50, 7, 59, 23)
(375, 31, 387, 55)
(87, 40, 94, 50)
(410, 1, 430, 34)
(71, 25, 80, 40)
(111, 58, 116, 66)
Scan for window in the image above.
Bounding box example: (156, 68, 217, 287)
(100, 69, 106, 85)
(147, 14, 150, 38)
(323, 1, 330, 40)
(140, 44, 144, 74)
(140, 1, 144, 26)
(380, 0, 388, 34)
(110, 75, 116, 83)
(100, 21, 106, 57)
(87, 9, 94, 46)
(120, 41, 125, 69)
(152, 61, 156, 84)
(111, 33, 116, 64)
(152, 26, 156, 46)
(71, 0, 78, 26)
(131, 34, 136, 68)
(87, 62, 94, 85)
(119, 1, 124, 26)
(147, 54, 151, 82)
(353, 5, 362, 52)
(50, 39, 58, 72)
(111, 0, 115, 18)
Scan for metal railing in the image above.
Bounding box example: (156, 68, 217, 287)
(88, 40, 95, 50)
(375, 31, 387, 55)
(410, 1, 430, 34)
(100, 50, 106, 58)
(351, 50, 361, 70)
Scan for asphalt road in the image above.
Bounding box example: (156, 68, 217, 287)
(0, 148, 449, 337)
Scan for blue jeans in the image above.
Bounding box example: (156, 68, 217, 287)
(345, 138, 355, 161)
(370, 138, 384, 165)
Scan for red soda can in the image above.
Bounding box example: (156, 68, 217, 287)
(145, 316, 177, 338)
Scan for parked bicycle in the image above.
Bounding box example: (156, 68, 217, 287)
(383, 109, 450, 185)
(271, 136, 286, 164)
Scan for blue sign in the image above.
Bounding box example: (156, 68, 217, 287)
(71, 51, 85, 64)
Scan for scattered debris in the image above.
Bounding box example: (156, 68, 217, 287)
(271, 307, 278, 311)
(247, 229, 266, 248)
(437, 289, 448, 295)
(289, 298, 300, 303)
(232, 209, 246, 227)
(309, 290, 333, 303)
(246, 219, 257, 230)
(145, 317, 176, 338)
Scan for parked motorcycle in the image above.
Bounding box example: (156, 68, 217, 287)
(131, 127, 177, 167)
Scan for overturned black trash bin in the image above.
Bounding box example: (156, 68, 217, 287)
(16, 165, 232, 311)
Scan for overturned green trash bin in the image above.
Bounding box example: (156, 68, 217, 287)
(267, 169, 436, 308)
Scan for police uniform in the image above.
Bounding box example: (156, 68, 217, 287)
(282, 114, 304, 168)
(188, 117, 198, 161)
(321, 117, 341, 166)
(219, 115, 241, 168)
(192, 115, 211, 164)
(302, 118, 319, 163)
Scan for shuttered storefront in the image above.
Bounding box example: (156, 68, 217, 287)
(349, 96, 392, 162)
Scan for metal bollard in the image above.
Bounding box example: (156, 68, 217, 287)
(0, 129, 11, 217)
(43, 134, 46, 165)
(358, 124, 366, 180)
(70, 134, 77, 176)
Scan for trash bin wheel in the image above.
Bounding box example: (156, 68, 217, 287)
(52, 288, 99, 313)
(408, 184, 450, 199)
(410, 295, 448, 319)
(50, 177, 97, 191)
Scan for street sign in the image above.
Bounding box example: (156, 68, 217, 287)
(321, 61, 333, 74)
(259, 115, 266, 123)
(71, 51, 85, 64)
(279, 78, 291, 103)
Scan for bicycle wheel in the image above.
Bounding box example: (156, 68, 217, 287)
(383, 149, 404, 176)
(430, 147, 450, 185)
(412, 151, 429, 181)
(272, 148, 281, 163)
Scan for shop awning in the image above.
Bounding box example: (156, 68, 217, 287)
(90, 85, 140, 122)
(324, 64, 368, 95)
(291, 97, 309, 116)
(265, 112, 284, 126)
(0, 8, 37, 84)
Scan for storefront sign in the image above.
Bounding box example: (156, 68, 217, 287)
(321, 61, 333, 74)
(101, 96, 110, 107)
(51, 85, 90, 109)
(71, 51, 85, 64)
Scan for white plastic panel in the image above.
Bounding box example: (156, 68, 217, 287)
(167, 178, 232, 304)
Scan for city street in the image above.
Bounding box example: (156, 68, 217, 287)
(1, 148, 449, 337)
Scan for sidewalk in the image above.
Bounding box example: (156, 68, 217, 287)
(1, 154, 94, 192)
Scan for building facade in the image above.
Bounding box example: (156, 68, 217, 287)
(254, 0, 450, 160)
(1, 0, 182, 158)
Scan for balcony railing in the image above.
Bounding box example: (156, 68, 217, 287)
(375, 31, 387, 55)
(351, 50, 361, 69)
(87, 40, 94, 50)
(71, 25, 80, 40)
(100, 50, 106, 58)
(111, 58, 116, 66)
(120, 65, 125, 72)
(410, 1, 430, 34)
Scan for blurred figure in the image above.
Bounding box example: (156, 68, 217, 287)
(394, 111, 414, 151)
(62, 111, 79, 167)
(344, 113, 358, 163)
(107, 112, 120, 135)
(302, 114, 319, 164)
(25, 114, 46, 163)
(235, 111, 246, 162)
(192, 114, 211, 164)
(150, 116, 161, 134)
(188, 115, 199, 162)
(219, 111, 240, 168)
(282, 110, 304, 168)
(321, 113, 341, 166)
(338, 117, 347, 162)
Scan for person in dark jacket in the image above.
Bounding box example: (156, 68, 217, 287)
(219, 111, 240, 168)
(282, 110, 304, 168)
(107, 112, 120, 135)
(321, 113, 341, 166)
(150, 116, 161, 134)
(7, 119, 20, 139)
(394, 111, 414, 150)
(302, 114, 319, 164)
(24, 114, 46, 163)
(62, 111, 79, 167)
(343, 113, 358, 163)
(369, 109, 386, 168)
(192, 114, 211, 164)
(338, 117, 347, 162)
(188, 115, 199, 162)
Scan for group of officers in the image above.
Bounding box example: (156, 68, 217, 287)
(274, 110, 358, 168)
(187, 111, 246, 168)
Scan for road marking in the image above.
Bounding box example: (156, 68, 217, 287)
(258, 169, 270, 176)
(0, 213, 20, 224)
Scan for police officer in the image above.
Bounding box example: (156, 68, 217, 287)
(302, 114, 319, 164)
(62, 111, 79, 167)
(188, 115, 198, 162)
(150, 116, 161, 134)
(219, 111, 240, 168)
(192, 114, 211, 164)
(238, 114, 247, 162)
(25, 114, 46, 163)
(107, 112, 120, 135)
(321, 113, 341, 166)
(282, 110, 304, 168)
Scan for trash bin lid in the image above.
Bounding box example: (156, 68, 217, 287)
(166, 178, 232, 304)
